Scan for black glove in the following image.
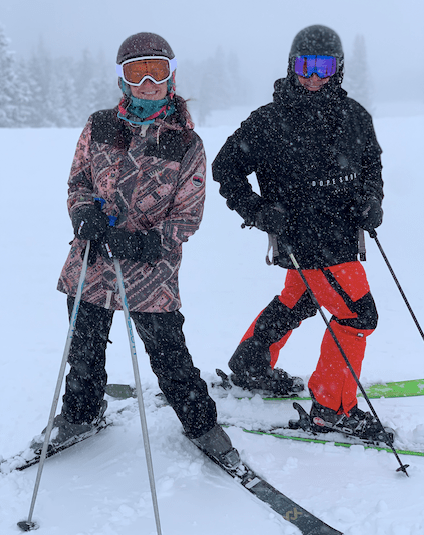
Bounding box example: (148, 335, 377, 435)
(139, 229, 163, 264)
(71, 204, 109, 241)
(227, 192, 264, 226)
(101, 228, 162, 263)
(357, 197, 383, 233)
(254, 204, 288, 235)
(80, 240, 101, 266)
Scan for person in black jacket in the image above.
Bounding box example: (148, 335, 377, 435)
(212, 25, 384, 439)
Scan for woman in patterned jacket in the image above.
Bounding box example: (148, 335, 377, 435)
(37, 33, 240, 469)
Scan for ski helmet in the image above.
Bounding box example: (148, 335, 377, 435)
(116, 32, 175, 64)
(116, 32, 176, 97)
(289, 25, 343, 59)
(289, 25, 344, 84)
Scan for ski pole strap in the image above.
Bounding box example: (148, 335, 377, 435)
(93, 197, 118, 227)
(108, 215, 117, 227)
(266, 234, 279, 266)
(358, 228, 366, 261)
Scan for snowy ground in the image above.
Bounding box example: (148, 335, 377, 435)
(1, 101, 424, 534)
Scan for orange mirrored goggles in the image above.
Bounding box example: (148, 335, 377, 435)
(116, 56, 177, 86)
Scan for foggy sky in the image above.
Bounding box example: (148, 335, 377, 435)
(2, 0, 423, 105)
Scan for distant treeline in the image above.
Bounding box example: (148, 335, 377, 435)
(0, 25, 372, 128)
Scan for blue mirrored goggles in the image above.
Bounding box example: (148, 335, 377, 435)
(294, 55, 337, 79)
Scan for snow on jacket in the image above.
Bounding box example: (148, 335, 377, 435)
(57, 108, 206, 312)
(212, 78, 383, 270)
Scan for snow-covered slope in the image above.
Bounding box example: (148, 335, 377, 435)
(1, 106, 424, 534)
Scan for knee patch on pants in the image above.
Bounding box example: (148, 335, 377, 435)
(335, 292, 378, 331)
(229, 292, 317, 376)
(253, 293, 316, 345)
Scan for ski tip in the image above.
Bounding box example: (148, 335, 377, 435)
(213, 369, 232, 390)
(17, 520, 39, 532)
(215, 368, 227, 378)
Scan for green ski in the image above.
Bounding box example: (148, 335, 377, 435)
(105, 378, 424, 402)
(102, 385, 424, 458)
(360, 379, 424, 399)
(238, 427, 424, 458)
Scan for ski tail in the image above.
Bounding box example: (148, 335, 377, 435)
(190, 438, 343, 534)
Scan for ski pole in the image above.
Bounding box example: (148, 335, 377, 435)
(18, 240, 92, 532)
(287, 249, 409, 476)
(104, 226, 163, 535)
(369, 230, 424, 342)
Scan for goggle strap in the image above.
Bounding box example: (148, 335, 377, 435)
(116, 64, 124, 77)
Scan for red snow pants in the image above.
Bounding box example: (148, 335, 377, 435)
(240, 261, 377, 414)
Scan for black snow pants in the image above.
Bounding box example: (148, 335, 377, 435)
(62, 297, 217, 439)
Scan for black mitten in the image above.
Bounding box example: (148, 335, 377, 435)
(101, 228, 144, 260)
(71, 204, 109, 241)
(101, 228, 163, 263)
(138, 230, 162, 264)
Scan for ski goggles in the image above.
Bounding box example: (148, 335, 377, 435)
(294, 55, 337, 79)
(116, 56, 177, 86)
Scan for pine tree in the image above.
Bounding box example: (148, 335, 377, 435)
(83, 50, 119, 123)
(343, 34, 374, 114)
(178, 47, 241, 126)
(26, 39, 55, 126)
(226, 51, 245, 106)
(0, 26, 19, 127)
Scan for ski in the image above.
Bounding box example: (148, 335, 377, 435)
(105, 375, 424, 402)
(104, 385, 424, 456)
(0, 421, 110, 474)
(213, 370, 424, 401)
(105, 383, 137, 399)
(0, 404, 134, 474)
(237, 426, 424, 458)
(362, 379, 424, 399)
(191, 441, 343, 535)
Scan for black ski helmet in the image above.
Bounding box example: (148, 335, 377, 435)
(289, 25, 344, 84)
(116, 32, 175, 64)
(290, 25, 343, 59)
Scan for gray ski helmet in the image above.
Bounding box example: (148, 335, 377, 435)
(116, 32, 175, 64)
(289, 25, 343, 59)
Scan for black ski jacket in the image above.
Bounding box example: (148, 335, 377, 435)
(212, 78, 383, 270)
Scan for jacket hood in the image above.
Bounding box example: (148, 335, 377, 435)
(273, 76, 347, 110)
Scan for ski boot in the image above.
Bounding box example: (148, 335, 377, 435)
(289, 400, 395, 444)
(30, 400, 108, 453)
(191, 424, 241, 470)
(215, 368, 304, 397)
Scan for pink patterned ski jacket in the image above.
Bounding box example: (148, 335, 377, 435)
(57, 109, 206, 313)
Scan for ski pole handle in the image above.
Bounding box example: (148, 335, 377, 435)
(94, 197, 117, 226)
(93, 197, 117, 258)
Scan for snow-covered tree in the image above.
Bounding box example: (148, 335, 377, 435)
(178, 48, 246, 126)
(0, 26, 19, 127)
(80, 50, 120, 123)
(343, 34, 374, 114)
